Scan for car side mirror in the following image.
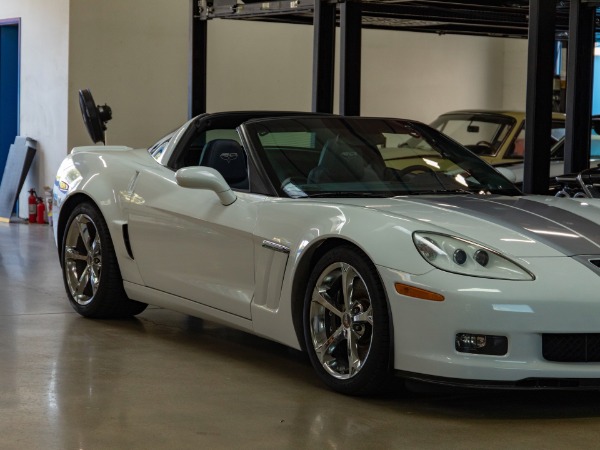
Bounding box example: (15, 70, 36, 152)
(175, 166, 237, 206)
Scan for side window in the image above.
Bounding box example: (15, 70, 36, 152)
(205, 129, 241, 145)
(169, 126, 249, 190)
(148, 134, 173, 163)
(506, 120, 566, 159)
(507, 126, 526, 158)
(177, 129, 242, 168)
(551, 121, 566, 143)
(195, 130, 248, 190)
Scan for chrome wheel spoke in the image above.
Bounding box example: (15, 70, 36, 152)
(90, 262, 101, 295)
(91, 233, 101, 257)
(314, 325, 345, 364)
(90, 229, 102, 295)
(341, 263, 357, 312)
(65, 246, 87, 262)
(347, 329, 362, 376)
(353, 305, 373, 325)
(75, 265, 91, 296)
(314, 288, 343, 318)
(76, 218, 93, 254)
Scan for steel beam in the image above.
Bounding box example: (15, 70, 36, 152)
(564, 1, 596, 174)
(522, 0, 556, 194)
(189, 0, 207, 118)
(359, 2, 528, 27)
(312, 0, 336, 113)
(339, 1, 362, 116)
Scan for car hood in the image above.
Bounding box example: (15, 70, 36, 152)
(330, 195, 600, 258)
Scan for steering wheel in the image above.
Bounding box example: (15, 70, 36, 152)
(396, 164, 436, 178)
(476, 140, 493, 148)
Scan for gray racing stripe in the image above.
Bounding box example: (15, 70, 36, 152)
(410, 196, 600, 256)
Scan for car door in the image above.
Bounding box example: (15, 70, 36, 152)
(125, 164, 258, 320)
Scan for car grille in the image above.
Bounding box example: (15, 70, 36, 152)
(543, 334, 600, 362)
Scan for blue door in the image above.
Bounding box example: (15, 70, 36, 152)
(0, 23, 19, 183)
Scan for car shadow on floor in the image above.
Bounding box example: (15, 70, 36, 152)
(75, 307, 600, 421)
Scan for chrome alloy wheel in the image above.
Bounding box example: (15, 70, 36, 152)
(309, 262, 374, 379)
(64, 213, 102, 306)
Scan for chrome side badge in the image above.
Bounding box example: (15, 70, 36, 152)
(262, 240, 290, 254)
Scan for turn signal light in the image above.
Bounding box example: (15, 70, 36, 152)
(394, 283, 444, 301)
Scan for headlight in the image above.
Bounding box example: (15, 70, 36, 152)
(413, 231, 534, 280)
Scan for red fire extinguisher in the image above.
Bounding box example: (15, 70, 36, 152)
(36, 197, 46, 224)
(28, 189, 37, 223)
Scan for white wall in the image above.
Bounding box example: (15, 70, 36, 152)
(0, 0, 70, 217)
(206, 19, 314, 112)
(362, 29, 507, 122)
(502, 38, 528, 111)
(68, 0, 190, 151)
(207, 20, 521, 123)
(207, 21, 531, 120)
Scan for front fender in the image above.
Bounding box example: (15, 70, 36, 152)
(250, 199, 434, 350)
(53, 149, 151, 285)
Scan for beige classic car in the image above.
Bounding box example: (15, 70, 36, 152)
(430, 110, 566, 166)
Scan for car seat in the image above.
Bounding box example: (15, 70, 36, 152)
(199, 139, 249, 190)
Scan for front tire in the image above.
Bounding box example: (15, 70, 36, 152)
(62, 202, 147, 318)
(303, 245, 391, 395)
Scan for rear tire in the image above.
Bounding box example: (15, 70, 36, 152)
(303, 245, 391, 395)
(61, 202, 147, 318)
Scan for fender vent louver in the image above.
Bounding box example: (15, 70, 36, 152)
(122, 224, 134, 260)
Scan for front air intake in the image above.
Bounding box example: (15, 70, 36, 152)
(543, 334, 600, 362)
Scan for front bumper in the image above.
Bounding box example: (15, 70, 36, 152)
(378, 256, 600, 386)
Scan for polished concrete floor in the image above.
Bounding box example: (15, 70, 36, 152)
(3, 223, 600, 449)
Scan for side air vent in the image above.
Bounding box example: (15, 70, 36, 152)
(590, 259, 600, 268)
(122, 224, 134, 260)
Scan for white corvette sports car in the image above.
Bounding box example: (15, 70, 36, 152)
(54, 100, 600, 394)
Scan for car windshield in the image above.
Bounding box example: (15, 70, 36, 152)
(242, 116, 520, 198)
(429, 113, 515, 157)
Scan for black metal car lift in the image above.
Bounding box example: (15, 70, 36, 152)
(564, 1, 596, 176)
(312, 0, 336, 113)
